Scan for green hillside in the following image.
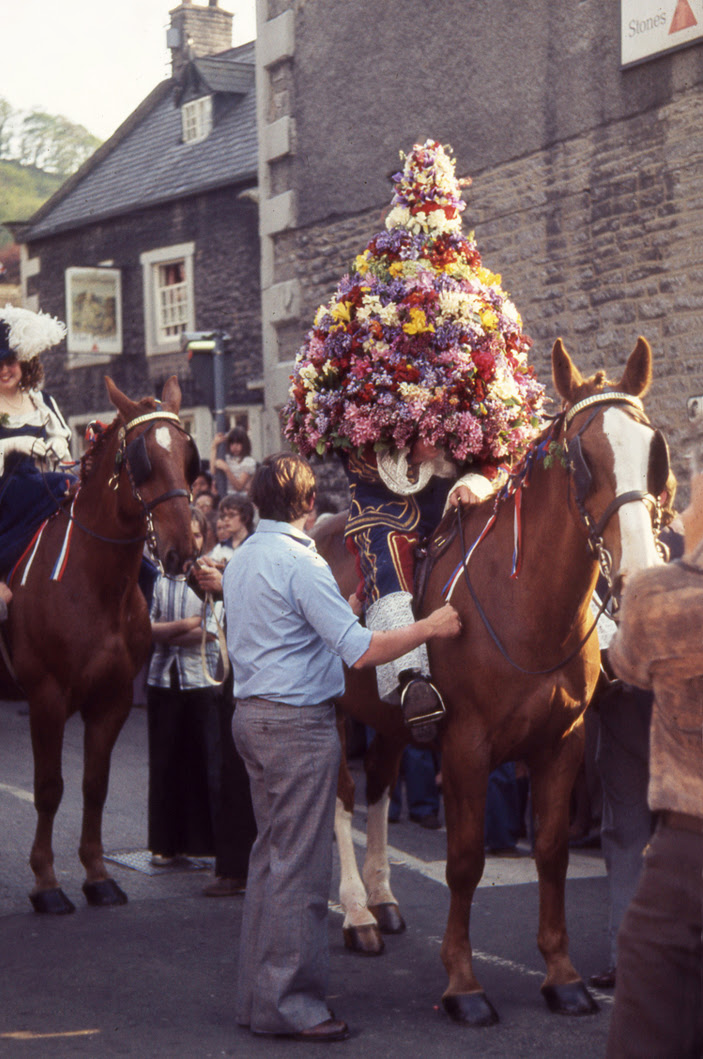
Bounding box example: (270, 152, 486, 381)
(0, 160, 64, 246)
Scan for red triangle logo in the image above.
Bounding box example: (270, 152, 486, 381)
(670, 0, 698, 33)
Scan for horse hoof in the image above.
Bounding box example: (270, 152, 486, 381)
(541, 980, 599, 1016)
(82, 878, 128, 907)
(368, 902, 406, 934)
(29, 888, 76, 915)
(343, 924, 385, 955)
(442, 991, 499, 1026)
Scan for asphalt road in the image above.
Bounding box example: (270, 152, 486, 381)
(0, 698, 614, 1058)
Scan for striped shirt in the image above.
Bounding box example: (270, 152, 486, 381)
(147, 575, 223, 690)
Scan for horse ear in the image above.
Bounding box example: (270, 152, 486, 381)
(160, 375, 182, 414)
(552, 338, 584, 403)
(104, 376, 141, 421)
(618, 337, 652, 397)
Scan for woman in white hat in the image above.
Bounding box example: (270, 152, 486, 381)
(0, 304, 74, 582)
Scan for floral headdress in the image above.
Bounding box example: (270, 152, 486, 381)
(282, 140, 545, 467)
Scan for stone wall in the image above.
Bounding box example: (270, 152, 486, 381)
(256, 0, 703, 496)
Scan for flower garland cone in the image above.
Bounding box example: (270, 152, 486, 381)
(283, 139, 545, 468)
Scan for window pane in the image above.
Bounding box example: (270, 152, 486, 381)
(156, 260, 189, 338)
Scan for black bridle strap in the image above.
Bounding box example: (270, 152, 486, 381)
(147, 487, 191, 511)
(593, 489, 653, 539)
(455, 503, 607, 676)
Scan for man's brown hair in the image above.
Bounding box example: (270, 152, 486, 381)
(251, 453, 316, 522)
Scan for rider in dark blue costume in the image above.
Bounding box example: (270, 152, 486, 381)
(0, 306, 74, 577)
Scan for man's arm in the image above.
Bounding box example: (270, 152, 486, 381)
(352, 604, 461, 668)
(151, 616, 201, 644)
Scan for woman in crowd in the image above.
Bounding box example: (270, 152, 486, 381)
(210, 426, 256, 496)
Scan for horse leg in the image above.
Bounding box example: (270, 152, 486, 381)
(362, 731, 406, 935)
(78, 698, 131, 907)
(335, 724, 385, 955)
(529, 720, 598, 1016)
(439, 732, 498, 1025)
(28, 688, 75, 914)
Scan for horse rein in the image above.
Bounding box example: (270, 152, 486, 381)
(453, 391, 663, 676)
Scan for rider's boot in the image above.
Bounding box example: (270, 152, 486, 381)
(399, 669, 446, 744)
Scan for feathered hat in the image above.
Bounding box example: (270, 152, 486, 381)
(0, 304, 66, 363)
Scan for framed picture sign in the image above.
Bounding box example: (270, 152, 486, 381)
(65, 266, 122, 358)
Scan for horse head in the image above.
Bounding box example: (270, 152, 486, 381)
(552, 336, 670, 605)
(105, 375, 198, 576)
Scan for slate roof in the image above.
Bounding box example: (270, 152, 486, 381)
(23, 41, 257, 241)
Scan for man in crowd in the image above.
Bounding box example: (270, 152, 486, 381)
(605, 422, 703, 1058)
(222, 452, 461, 1043)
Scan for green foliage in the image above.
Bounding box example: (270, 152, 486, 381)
(0, 159, 63, 247)
(0, 94, 103, 248)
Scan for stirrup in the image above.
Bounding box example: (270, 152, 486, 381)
(400, 676, 446, 728)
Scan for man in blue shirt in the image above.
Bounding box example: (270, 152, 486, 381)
(224, 452, 461, 1043)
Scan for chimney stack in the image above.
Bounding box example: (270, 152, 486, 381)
(167, 1, 234, 79)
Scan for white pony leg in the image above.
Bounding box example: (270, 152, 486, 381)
(362, 788, 398, 908)
(335, 797, 376, 930)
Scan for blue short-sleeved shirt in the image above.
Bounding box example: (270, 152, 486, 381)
(222, 519, 372, 706)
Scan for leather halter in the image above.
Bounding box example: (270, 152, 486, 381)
(561, 392, 663, 588)
(106, 410, 197, 570)
(112, 410, 198, 511)
(63, 409, 196, 575)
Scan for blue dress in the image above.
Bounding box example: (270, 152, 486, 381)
(0, 390, 75, 574)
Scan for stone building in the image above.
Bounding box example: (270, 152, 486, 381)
(17, 1, 262, 460)
(255, 0, 703, 490)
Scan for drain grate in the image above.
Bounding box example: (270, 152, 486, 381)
(104, 850, 214, 876)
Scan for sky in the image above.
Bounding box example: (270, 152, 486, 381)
(1, 0, 257, 141)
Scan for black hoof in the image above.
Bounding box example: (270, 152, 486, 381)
(82, 878, 128, 907)
(541, 980, 599, 1016)
(29, 888, 76, 915)
(442, 991, 499, 1026)
(368, 902, 406, 934)
(343, 924, 385, 955)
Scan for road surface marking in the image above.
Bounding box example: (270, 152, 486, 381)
(1, 1030, 101, 1040)
(0, 781, 33, 804)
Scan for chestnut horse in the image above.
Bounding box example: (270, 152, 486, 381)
(317, 338, 669, 1024)
(1, 376, 196, 913)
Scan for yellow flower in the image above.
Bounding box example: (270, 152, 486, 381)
(354, 251, 372, 273)
(331, 301, 352, 324)
(480, 308, 498, 331)
(477, 266, 502, 288)
(403, 308, 435, 335)
(389, 261, 404, 277)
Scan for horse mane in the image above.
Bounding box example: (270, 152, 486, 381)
(79, 396, 159, 484)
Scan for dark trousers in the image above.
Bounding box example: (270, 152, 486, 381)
(147, 680, 255, 874)
(606, 820, 703, 1058)
(147, 682, 218, 857)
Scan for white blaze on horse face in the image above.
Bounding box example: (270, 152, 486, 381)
(603, 408, 662, 575)
(154, 426, 173, 452)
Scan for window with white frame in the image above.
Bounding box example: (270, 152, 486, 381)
(181, 96, 213, 144)
(140, 243, 195, 355)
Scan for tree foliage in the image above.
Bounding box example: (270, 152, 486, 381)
(0, 96, 102, 178)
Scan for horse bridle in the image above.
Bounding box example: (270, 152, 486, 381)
(561, 392, 664, 591)
(61, 410, 197, 570)
(454, 391, 666, 675)
(108, 410, 199, 561)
